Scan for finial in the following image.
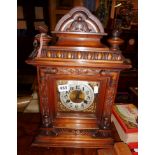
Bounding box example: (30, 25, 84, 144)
(108, 29, 124, 51)
(35, 25, 52, 46)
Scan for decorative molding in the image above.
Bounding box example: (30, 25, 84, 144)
(40, 128, 111, 138)
(44, 67, 58, 74)
(40, 67, 118, 76)
(43, 49, 123, 62)
(57, 128, 95, 136)
(40, 67, 120, 78)
(57, 67, 101, 76)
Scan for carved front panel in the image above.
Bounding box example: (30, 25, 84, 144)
(38, 68, 51, 128)
(38, 66, 119, 131)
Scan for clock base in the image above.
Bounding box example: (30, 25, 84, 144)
(32, 128, 114, 148)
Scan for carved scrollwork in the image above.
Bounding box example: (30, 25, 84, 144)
(40, 67, 103, 76)
(40, 128, 112, 138)
(58, 67, 100, 76)
(56, 128, 95, 136)
(44, 67, 58, 74)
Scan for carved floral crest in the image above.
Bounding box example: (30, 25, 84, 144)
(54, 7, 105, 34)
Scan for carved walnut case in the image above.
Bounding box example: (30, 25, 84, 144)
(26, 7, 131, 148)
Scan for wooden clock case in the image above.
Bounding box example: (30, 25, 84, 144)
(26, 7, 131, 148)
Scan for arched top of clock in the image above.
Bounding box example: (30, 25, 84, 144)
(53, 6, 105, 35)
(51, 7, 108, 47)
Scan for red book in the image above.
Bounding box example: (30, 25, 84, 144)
(128, 142, 138, 155)
(128, 142, 138, 149)
(111, 104, 138, 143)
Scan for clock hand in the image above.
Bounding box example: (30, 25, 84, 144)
(76, 90, 80, 100)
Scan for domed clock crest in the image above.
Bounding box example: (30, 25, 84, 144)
(26, 7, 131, 148)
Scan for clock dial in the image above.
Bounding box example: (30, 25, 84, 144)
(57, 80, 98, 111)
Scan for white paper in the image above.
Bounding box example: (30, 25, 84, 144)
(94, 86, 98, 94)
(58, 84, 69, 92)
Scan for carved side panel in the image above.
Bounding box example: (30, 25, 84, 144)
(39, 69, 51, 128)
(99, 71, 120, 129)
(38, 67, 60, 136)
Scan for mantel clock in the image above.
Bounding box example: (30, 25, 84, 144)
(26, 7, 131, 148)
